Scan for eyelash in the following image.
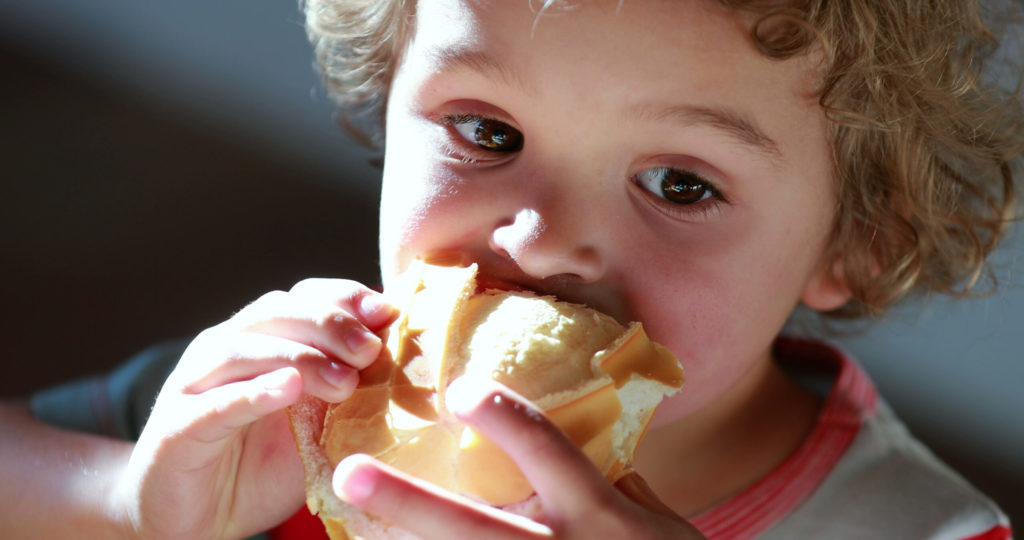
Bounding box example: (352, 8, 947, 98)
(438, 112, 728, 221)
(438, 113, 523, 164)
(630, 167, 729, 221)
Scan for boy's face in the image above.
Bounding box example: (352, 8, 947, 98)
(379, 0, 845, 420)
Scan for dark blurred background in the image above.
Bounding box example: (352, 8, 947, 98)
(1, 0, 1021, 529)
(0, 0, 383, 391)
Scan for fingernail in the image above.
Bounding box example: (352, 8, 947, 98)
(358, 293, 396, 327)
(319, 361, 352, 389)
(344, 327, 379, 355)
(334, 456, 375, 503)
(447, 378, 542, 422)
(445, 376, 491, 415)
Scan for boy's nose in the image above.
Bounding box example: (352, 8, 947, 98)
(488, 207, 605, 283)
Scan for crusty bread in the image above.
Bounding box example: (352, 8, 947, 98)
(287, 259, 684, 539)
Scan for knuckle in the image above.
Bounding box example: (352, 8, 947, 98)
(184, 327, 216, 352)
(186, 327, 236, 363)
(255, 289, 290, 306)
(512, 407, 564, 446)
(172, 330, 219, 377)
(291, 345, 329, 365)
(517, 419, 565, 458)
(314, 307, 354, 333)
(233, 290, 289, 321)
(291, 277, 364, 296)
(289, 277, 324, 293)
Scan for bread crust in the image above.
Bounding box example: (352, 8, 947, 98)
(287, 260, 683, 539)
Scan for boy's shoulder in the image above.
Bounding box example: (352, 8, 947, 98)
(770, 397, 1010, 539)
(696, 338, 1010, 539)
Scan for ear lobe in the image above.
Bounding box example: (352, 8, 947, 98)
(800, 255, 852, 312)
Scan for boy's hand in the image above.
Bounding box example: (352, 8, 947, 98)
(333, 378, 707, 540)
(114, 279, 396, 540)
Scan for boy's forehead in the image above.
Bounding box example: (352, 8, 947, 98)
(400, 0, 828, 173)
(415, 0, 744, 39)
(411, 0, 759, 80)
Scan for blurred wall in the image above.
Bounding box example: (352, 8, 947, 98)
(0, 39, 381, 392)
(1, 0, 1021, 528)
(0, 0, 385, 390)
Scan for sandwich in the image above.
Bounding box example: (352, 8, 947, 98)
(287, 256, 684, 539)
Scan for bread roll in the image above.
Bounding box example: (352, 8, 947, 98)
(287, 258, 684, 539)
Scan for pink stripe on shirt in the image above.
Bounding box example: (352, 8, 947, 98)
(692, 338, 876, 539)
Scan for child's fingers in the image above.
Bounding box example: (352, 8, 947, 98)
(333, 455, 552, 540)
(180, 367, 303, 444)
(229, 289, 386, 371)
(179, 332, 358, 403)
(287, 279, 397, 331)
(445, 377, 616, 522)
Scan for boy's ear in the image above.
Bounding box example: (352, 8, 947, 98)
(800, 254, 852, 312)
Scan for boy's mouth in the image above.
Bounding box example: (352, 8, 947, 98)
(421, 251, 530, 295)
(419, 251, 628, 323)
(474, 274, 528, 294)
(476, 270, 631, 326)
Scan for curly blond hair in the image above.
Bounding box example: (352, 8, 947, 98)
(302, 0, 1024, 318)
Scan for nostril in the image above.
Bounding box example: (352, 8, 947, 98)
(566, 245, 604, 283)
(487, 233, 513, 261)
(489, 209, 543, 263)
(488, 208, 604, 283)
(493, 216, 516, 229)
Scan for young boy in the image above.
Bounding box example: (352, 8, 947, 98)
(4, 0, 1023, 538)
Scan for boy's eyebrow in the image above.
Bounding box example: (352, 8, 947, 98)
(427, 47, 536, 95)
(429, 47, 783, 164)
(636, 104, 784, 164)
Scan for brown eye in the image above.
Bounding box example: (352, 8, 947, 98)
(635, 167, 716, 205)
(452, 116, 524, 152)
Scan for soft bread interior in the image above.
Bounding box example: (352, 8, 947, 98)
(287, 259, 684, 539)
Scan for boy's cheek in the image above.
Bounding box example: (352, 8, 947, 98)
(621, 246, 787, 356)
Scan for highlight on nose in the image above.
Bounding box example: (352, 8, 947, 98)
(491, 208, 544, 260)
(489, 208, 605, 283)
